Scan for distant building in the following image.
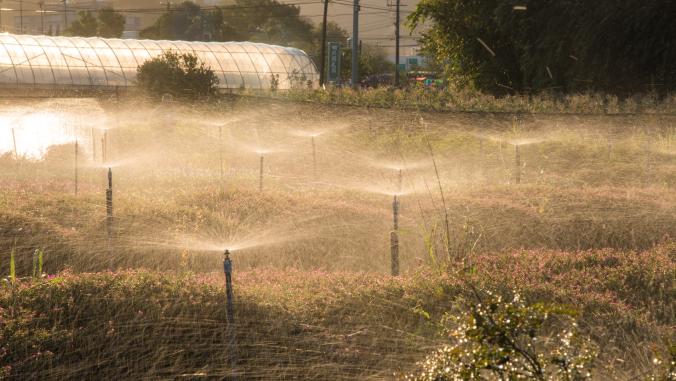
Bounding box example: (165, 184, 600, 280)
(388, 55, 427, 72)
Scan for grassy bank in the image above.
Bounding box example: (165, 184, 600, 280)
(272, 88, 676, 115)
(1, 244, 673, 380)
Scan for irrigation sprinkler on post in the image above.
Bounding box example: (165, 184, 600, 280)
(391, 195, 400, 276)
(311, 136, 317, 180)
(101, 130, 108, 163)
(259, 154, 264, 192)
(91, 127, 96, 162)
(106, 168, 113, 241)
(11, 127, 17, 159)
(514, 144, 521, 184)
(397, 168, 403, 194)
(223, 250, 234, 322)
(74, 139, 78, 196)
(223, 249, 237, 379)
(219, 125, 224, 181)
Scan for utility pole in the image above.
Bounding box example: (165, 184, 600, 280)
(394, 0, 401, 87)
(19, 0, 22, 34)
(351, 0, 359, 89)
(62, 0, 67, 31)
(38, 1, 45, 35)
(319, 0, 329, 87)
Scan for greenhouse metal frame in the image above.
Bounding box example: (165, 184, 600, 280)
(0, 33, 319, 91)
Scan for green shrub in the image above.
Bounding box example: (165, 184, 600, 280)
(136, 51, 219, 99)
(408, 288, 597, 380)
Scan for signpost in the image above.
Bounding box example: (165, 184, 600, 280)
(328, 42, 341, 84)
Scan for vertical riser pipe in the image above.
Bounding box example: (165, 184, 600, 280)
(391, 195, 400, 276)
(514, 145, 521, 185)
(259, 155, 264, 192)
(106, 168, 113, 240)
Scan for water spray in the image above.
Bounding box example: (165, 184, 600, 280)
(259, 154, 264, 192)
(514, 144, 521, 184)
(106, 168, 113, 241)
(391, 195, 400, 276)
(223, 249, 238, 379)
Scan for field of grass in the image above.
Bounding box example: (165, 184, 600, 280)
(0, 97, 674, 379)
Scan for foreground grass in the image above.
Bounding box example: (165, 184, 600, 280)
(1, 244, 673, 380)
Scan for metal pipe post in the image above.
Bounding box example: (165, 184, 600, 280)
(397, 168, 403, 194)
(311, 136, 317, 179)
(514, 145, 521, 184)
(259, 155, 264, 192)
(391, 195, 400, 276)
(74, 139, 78, 196)
(219, 125, 224, 181)
(106, 168, 113, 239)
(223, 250, 237, 379)
(223, 250, 234, 322)
(11, 127, 17, 159)
(102, 130, 108, 163)
(91, 128, 96, 162)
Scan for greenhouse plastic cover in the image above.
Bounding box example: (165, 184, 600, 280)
(0, 33, 319, 90)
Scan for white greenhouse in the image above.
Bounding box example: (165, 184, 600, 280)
(0, 33, 319, 91)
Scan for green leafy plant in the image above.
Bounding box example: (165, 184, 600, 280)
(9, 245, 15, 284)
(137, 51, 219, 100)
(408, 288, 597, 380)
(32, 249, 44, 278)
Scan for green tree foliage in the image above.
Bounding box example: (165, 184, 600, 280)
(408, 289, 597, 380)
(141, 0, 314, 51)
(65, 7, 125, 38)
(235, 0, 315, 51)
(408, 0, 676, 95)
(140, 1, 242, 41)
(65, 11, 98, 37)
(340, 43, 393, 83)
(96, 8, 126, 38)
(136, 51, 219, 99)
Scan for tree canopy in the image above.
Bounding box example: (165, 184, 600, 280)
(136, 51, 219, 99)
(65, 7, 125, 38)
(409, 0, 676, 95)
(141, 0, 315, 52)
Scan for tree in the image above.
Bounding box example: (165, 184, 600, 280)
(408, 0, 676, 95)
(66, 11, 98, 37)
(65, 7, 125, 38)
(97, 8, 125, 38)
(136, 51, 219, 99)
(141, 1, 242, 41)
(140, 0, 314, 48)
(340, 43, 393, 84)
